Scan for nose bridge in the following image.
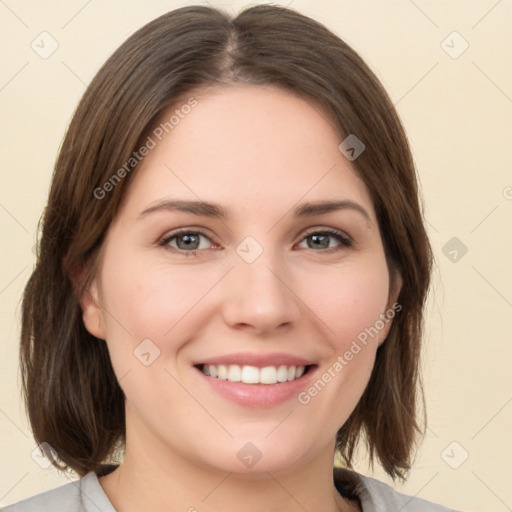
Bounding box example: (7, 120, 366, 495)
(221, 235, 301, 333)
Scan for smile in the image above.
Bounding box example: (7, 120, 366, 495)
(193, 353, 317, 407)
(200, 364, 307, 384)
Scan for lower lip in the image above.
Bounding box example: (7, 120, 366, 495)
(195, 366, 317, 407)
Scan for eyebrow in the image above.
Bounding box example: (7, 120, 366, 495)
(139, 199, 371, 223)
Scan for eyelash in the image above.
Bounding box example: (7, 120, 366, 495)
(158, 227, 353, 257)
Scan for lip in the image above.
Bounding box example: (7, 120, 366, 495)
(193, 359, 318, 408)
(193, 352, 315, 368)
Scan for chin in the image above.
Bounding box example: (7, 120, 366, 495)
(193, 435, 316, 478)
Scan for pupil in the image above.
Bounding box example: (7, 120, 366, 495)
(310, 234, 328, 249)
(178, 234, 198, 250)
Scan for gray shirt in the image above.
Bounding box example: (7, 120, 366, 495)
(1, 467, 460, 511)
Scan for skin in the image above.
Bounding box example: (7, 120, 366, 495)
(81, 84, 401, 512)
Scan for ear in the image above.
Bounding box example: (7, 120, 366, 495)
(80, 279, 107, 340)
(377, 270, 403, 346)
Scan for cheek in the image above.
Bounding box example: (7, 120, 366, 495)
(96, 251, 212, 409)
(300, 258, 391, 349)
(100, 254, 207, 343)
(293, 262, 390, 431)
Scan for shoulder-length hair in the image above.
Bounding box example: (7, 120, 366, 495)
(21, 4, 432, 480)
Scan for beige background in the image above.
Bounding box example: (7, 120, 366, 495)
(1, 1, 511, 510)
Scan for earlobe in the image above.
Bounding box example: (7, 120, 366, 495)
(80, 282, 106, 339)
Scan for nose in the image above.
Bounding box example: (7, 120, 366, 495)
(220, 247, 302, 336)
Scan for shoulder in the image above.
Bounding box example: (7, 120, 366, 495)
(1, 480, 81, 512)
(334, 467, 462, 512)
(1, 471, 115, 512)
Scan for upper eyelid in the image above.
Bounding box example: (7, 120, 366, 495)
(301, 226, 351, 239)
(160, 227, 215, 243)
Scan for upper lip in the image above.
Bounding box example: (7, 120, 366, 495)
(194, 352, 315, 368)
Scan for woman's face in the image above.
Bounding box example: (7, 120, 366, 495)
(83, 84, 399, 476)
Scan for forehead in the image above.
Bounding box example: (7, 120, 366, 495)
(120, 84, 375, 222)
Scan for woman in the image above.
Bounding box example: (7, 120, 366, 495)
(4, 4, 458, 511)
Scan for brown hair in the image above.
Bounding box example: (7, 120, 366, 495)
(21, 4, 432, 480)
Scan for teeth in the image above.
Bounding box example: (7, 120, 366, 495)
(227, 365, 242, 382)
(217, 364, 228, 380)
(276, 365, 288, 382)
(200, 364, 307, 384)
(241, 365, 259, 384)
(260, 366, 277, 384)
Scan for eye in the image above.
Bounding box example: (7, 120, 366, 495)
(296, 228, 352, 252)
(159, 228, 215, 256)
(159, 227, 353, 257)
